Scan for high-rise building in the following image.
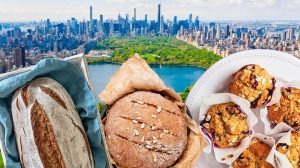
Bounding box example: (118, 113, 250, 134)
(189, 14, 193, 28)
(157, 4, 161, 32)
(134, 8, 136, 20)
(216, 24, 221, 39)
(173, 16, 177, 24)
(100, 14, 104, 24)
(288, 28, 295, 40)
(46, 19, 51, 30)
(226, 25, 230, 38)
(89, 6, 93, 21)
(296, 33, 300, 41)
(195, 16, 199, 29)
(144, 14, 148, 27)
(71, 17, 77, 33)
(133, 8, 137, 30)
(14, 46, 25, 68)
(89, 6, 93, 33)
(160, 15, 164, 35)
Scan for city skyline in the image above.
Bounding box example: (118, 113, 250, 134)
(0, 3, 299, 74)
(1, 0, 300, 22)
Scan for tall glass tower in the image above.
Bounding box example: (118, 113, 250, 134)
(89, 6, 93, 33)
(157, 4, 161, 32)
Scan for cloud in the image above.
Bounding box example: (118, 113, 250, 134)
(246, 0, 278, 8)
(286, 0, 300, 7)
(0, 0, 299, 21)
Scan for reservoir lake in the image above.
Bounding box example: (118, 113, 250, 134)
(88, 63, 206, 98)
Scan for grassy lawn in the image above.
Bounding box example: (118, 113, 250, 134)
(142, 54, 160, 62)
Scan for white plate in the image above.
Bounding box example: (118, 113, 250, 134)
(185, 49, 300, 168)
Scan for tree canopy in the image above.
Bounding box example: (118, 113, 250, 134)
(88, 36, 221, 68)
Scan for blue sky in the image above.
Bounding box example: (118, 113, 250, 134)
(0, 0, 300, 22)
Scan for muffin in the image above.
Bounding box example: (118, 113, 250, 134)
(268, 87, 300, 130)
(201, 102, 249, 148)
(104, 91, 187, 168)
(233, 138, 274, 168)
(276, 131, 300, 168)
(229, 64, 276, 108)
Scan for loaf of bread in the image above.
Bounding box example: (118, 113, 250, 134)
(11, 77, 94, 168)
(105, 91, 187, 168)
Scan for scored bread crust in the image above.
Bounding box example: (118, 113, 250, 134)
(105, 91, 187, 168)
(11, 77, 94, 168)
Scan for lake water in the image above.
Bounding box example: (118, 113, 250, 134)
(88, 63, 206, 98)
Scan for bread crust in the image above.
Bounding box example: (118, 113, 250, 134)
(11, 77, 94, 168)
(105, 91, 187, 168)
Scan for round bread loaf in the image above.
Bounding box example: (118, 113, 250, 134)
(11, 77, 94, 168)
(105, 91, 187, 168)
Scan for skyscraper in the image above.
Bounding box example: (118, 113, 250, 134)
(133, 8, 136, 30)
(157, 4, 161, 32)
(160, 15, 164, 35)
(89, 6, 93, 33)
(195, 16, 199, 29)
(226, 25, 230, 38)
(173, 16, 177, 24)
(100, 14, 104, 24)
(134, 8, 136, 21)
(90, 6, 93, 21)
(46, 19, 51, 30)
(14, 46, 25, 68)
(189, 14, 192, 28)
(144, 14, 148, 28)
(172, 16, 178, 35)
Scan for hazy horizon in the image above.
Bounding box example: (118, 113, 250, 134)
(0, 0, 300, 22)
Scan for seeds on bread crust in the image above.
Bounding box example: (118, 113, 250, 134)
(105, 91, 187, 168)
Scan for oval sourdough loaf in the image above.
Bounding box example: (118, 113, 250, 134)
(105, 91, 187, 168)
(11, 77, 94, 168)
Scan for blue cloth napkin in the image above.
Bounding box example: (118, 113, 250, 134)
(0, 58, 107, 168)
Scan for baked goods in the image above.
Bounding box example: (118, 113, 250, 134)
(276, 131, 300, 168)
(11, 77, 94, 168)
(229, 64, 276, 108)
(268, 87, 300, 130)
(201, 102, 249, 148)
(104, 91, 187, 168)
(233, 138, 274, 168)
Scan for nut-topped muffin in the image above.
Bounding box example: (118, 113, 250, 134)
(201, 102, 250, 148)
(276, 131, 300, 168)
(268, 87, 300, 130)
(229, 64, 276, 108)
(105, 91, 187, 168)
(233, 138, 274, 168)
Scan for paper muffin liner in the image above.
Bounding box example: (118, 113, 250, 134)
(199, 93, 258, 164)
(228, 133, 276, 168)
(270, 130, 294, 168)
(260, 80, 300, 135)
